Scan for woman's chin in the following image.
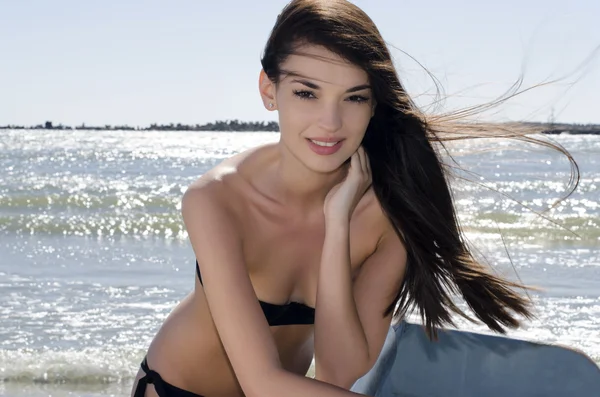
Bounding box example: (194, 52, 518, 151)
(304, 157, 349, 175)
(279, 141, 352, 174)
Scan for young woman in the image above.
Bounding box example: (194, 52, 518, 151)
(131, 0, 578, 396)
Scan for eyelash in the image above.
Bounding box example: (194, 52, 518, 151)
(292, 89, 370, 104)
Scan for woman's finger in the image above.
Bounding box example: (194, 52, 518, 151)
(365, 150, 371, 175)
(357, 146, 367, 175)
(350, 151, 360, 176)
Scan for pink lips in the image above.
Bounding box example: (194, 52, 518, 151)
(306, 138, 344, 155)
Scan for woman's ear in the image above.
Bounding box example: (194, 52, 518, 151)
(258, 70, 277, 111)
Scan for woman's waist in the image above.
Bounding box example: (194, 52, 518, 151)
(145, 294, 315, 393)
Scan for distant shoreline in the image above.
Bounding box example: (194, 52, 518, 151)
(0, 120, 281, 132)
(1, 120, 599, 134)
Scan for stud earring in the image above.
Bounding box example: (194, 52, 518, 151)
(268, 103, 274, 109)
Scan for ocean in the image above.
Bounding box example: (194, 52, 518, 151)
(1, 129, 598, 396)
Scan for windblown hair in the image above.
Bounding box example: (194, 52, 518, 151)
(261, 0, 582, 338)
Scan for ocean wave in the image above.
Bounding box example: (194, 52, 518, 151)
(0, 193, 181, 211)
(0, 213, 597, 245)
(0, 213, 188, 238)
(0, 347, 143, 385)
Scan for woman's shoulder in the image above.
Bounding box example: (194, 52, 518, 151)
(183, 143, 275, 215)
(356, 187, 387, 226)
(354, 187, 402, 248)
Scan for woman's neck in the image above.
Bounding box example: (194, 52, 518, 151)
(271, 143, 347, 211)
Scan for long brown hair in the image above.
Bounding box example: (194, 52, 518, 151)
(261, 0, 583, 338)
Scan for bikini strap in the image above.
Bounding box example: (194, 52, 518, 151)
(134, 357, 169, 397)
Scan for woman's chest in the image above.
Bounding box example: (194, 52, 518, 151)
(239, 213, 380, 307)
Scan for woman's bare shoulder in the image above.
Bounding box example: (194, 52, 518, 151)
(354, 187, 402, 249)
(183, 143, 276, 217)
(356, 188, 387, 226)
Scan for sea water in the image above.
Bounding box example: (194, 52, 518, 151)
(1, 129, 598, 396)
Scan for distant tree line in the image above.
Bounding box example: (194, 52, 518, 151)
(0, 120, 599, 134)
(0, 119, 280, 132)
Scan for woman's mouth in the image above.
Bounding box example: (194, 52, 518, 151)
(306, 138, 344, 155)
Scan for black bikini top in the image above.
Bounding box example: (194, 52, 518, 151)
(195, 261, 315, 326)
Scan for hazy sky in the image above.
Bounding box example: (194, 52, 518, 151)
(1, 0, 599, 127)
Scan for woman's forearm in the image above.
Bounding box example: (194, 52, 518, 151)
(314, 220, 370, 386)
(248, 367, 367, 397)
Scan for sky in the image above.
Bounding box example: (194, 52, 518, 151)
(1, 0, 599, 127)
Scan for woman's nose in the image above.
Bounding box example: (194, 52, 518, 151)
(318, 103, 343, 132)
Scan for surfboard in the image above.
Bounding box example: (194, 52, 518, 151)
(351, 320, 600, 396)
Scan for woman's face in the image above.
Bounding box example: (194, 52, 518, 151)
(261, 44, 375, 174)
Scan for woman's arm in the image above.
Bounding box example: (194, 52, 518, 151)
(182, 185, 368, 397)
(314, 218, 407, 388)
(315, 148, 407, 388)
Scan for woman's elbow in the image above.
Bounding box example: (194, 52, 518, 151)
(316, 365, 367, 390)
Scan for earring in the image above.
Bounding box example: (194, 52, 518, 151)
(268, 103, 274, 109)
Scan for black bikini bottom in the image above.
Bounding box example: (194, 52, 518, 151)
(133, 357, 204, 397)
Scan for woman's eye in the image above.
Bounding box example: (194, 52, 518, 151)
(293, 90, 315, 100)
(292, 90, 369, 104)
(348, 95, 369, 103)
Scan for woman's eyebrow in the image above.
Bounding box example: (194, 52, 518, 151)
(290, 78, 371, 93)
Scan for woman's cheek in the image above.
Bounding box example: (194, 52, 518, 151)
(284, 105, 316, 127)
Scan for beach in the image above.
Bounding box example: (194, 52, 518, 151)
(1, 129, 598, 396)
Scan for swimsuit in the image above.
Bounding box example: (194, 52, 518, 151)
(195, 260, 315, 326)
(133, 260, 315, 396)
(133, 357, 203, 397)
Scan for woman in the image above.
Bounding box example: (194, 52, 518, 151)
(131, 0, 577, 396)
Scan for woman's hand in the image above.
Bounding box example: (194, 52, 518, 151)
(324, 146, 372, 223)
